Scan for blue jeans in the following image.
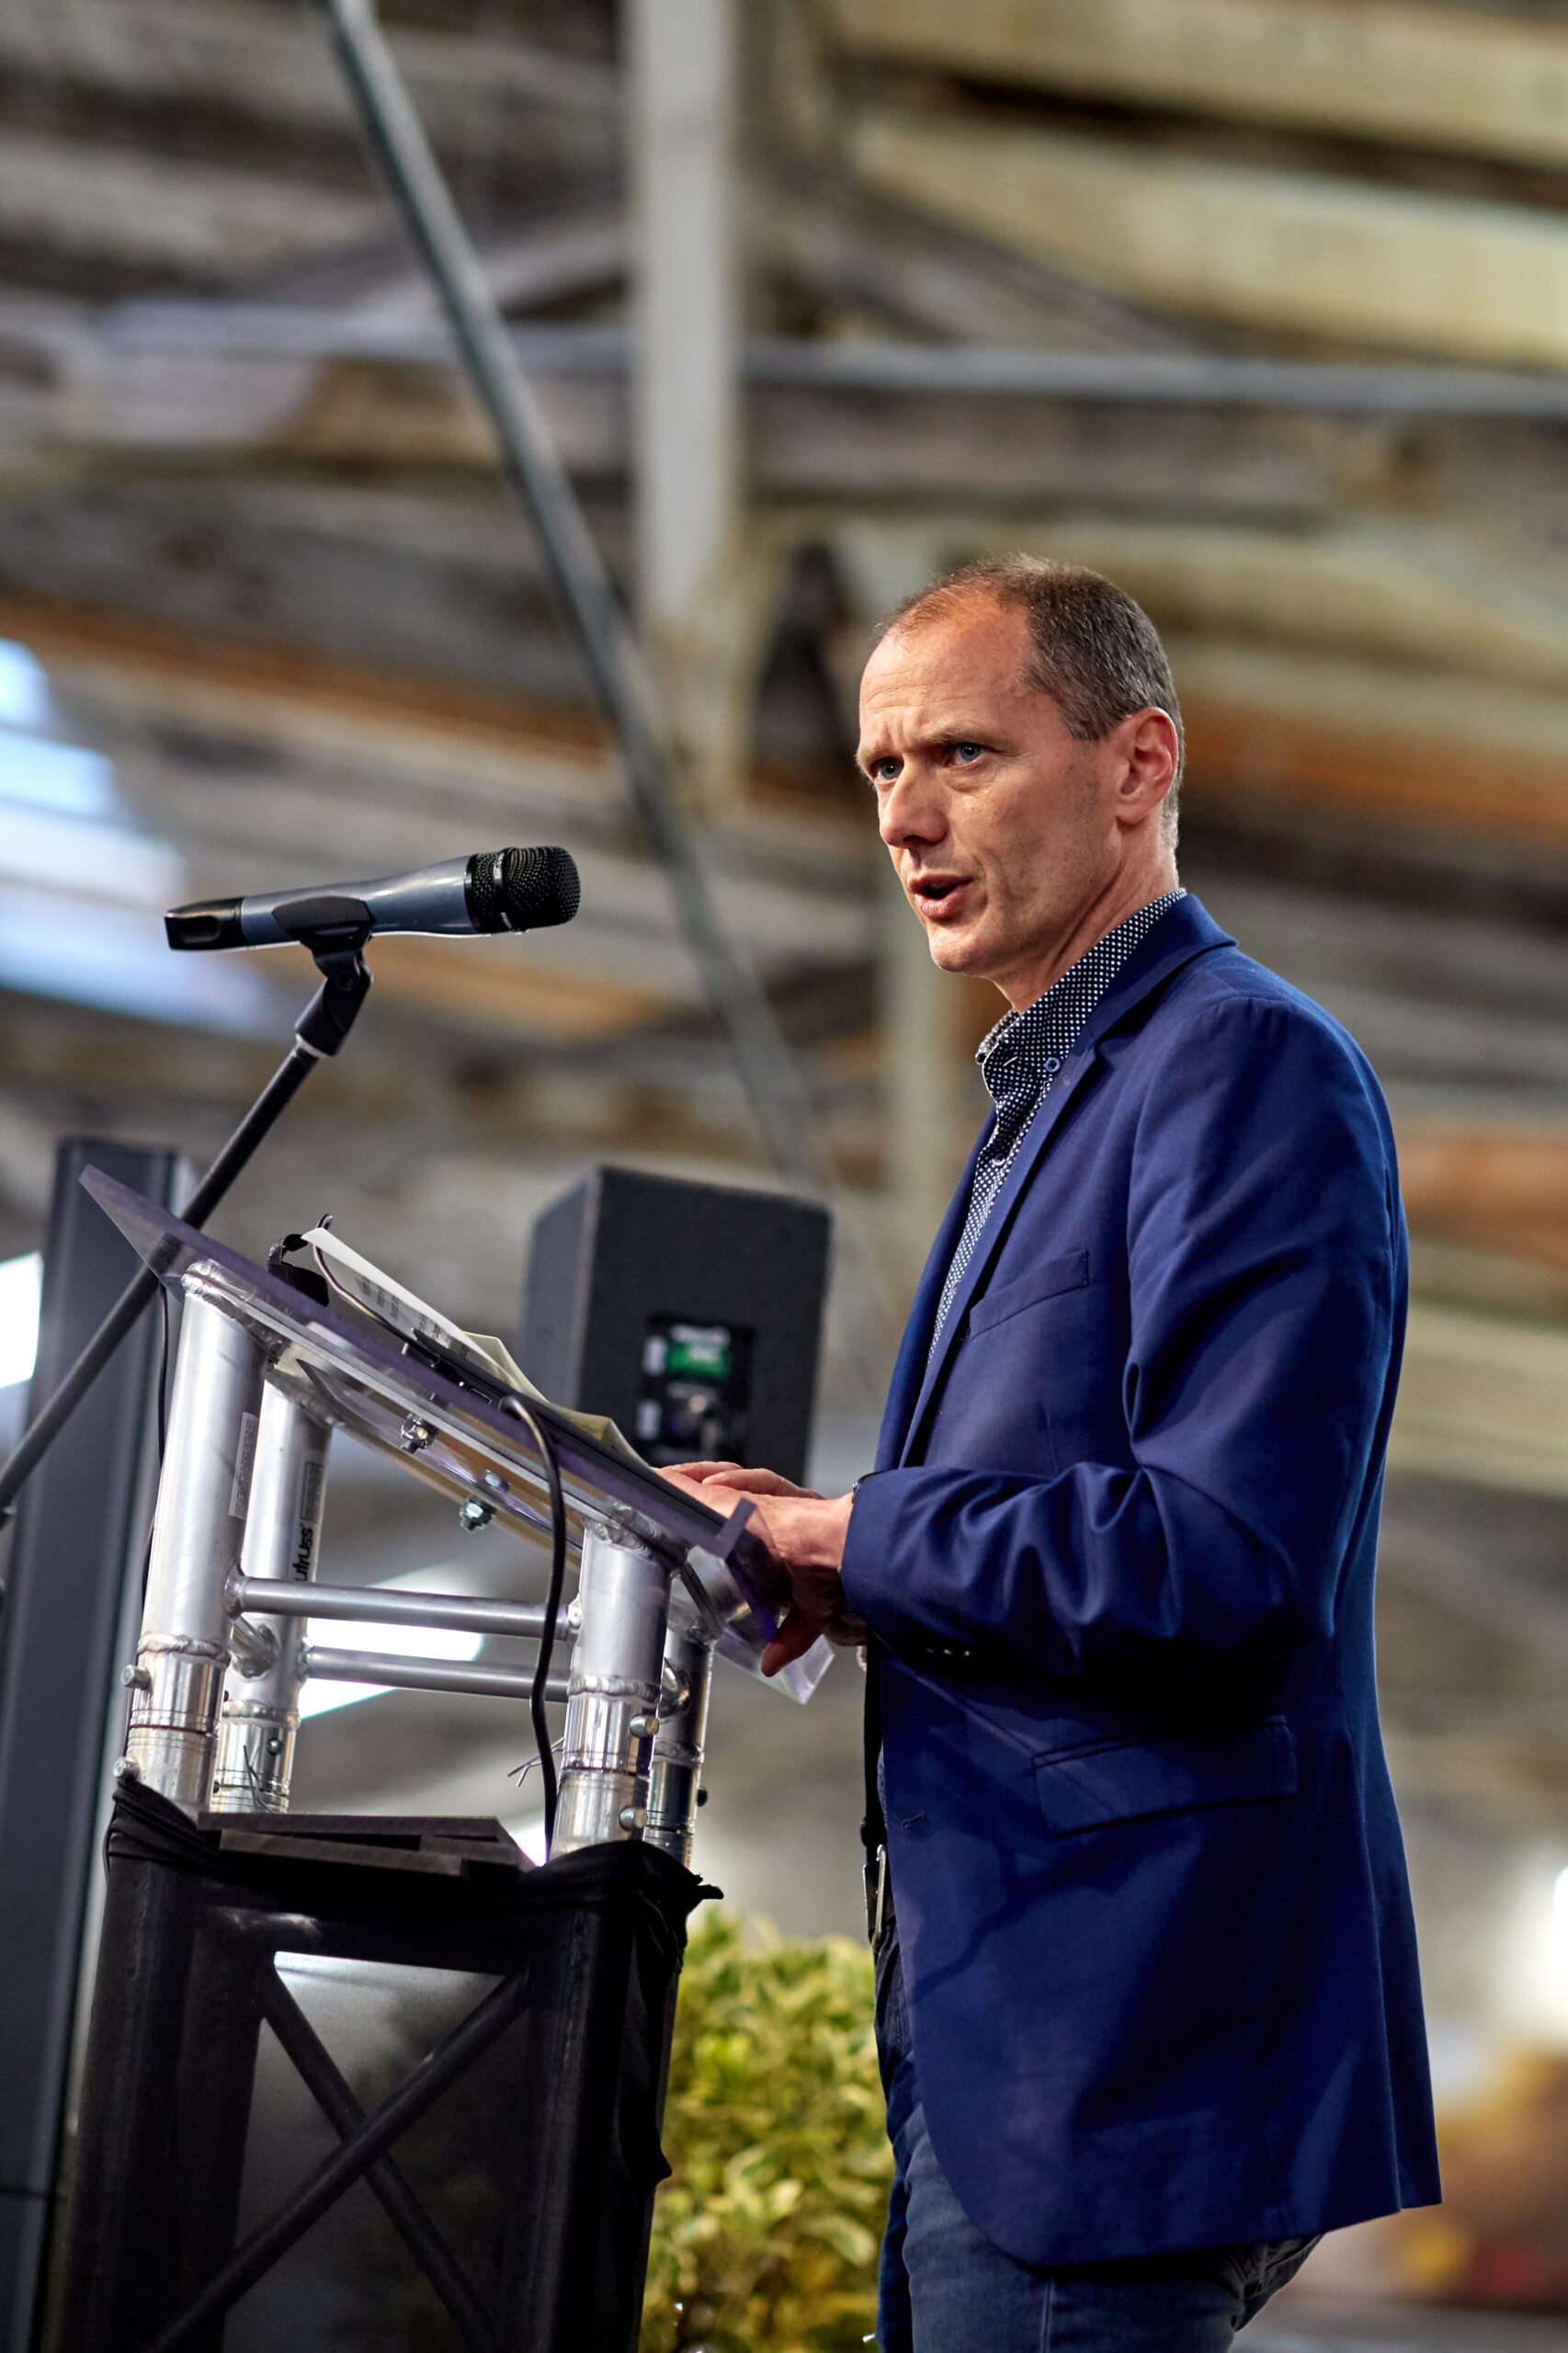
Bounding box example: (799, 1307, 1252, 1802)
(875, 1942, 1317, 2353)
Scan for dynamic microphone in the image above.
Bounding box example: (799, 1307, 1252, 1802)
(165, 847, 581, 951)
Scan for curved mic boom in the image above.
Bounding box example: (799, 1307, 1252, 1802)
(165, 847, 581, 951)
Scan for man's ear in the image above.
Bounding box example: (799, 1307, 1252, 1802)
(1114, 708, 1180, 824)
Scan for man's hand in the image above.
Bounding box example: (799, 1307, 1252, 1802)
(657, 1460, 864, 1676)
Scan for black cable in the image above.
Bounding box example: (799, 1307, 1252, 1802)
(138, 1284, 174, 1600)
(154, 1282, 171, 1470)
(500, 1397, 567, 1847)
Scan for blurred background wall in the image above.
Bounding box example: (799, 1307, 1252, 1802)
(9, 0, 1568, 2325)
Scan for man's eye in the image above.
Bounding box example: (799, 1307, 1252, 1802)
(953, 743, 983, 764)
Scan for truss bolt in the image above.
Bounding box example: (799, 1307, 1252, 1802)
(481, 1470, 508, 1494)
(400, 1415, 435, 1454)
(629, 1715, 653, 1739)
(112, 1756, 141, 1783)
(619, 1806, 647, 1833)
(120, 1663, 152, 1691)
(458, 1496, 493, 1532)
(659, 1665, 691, 1712)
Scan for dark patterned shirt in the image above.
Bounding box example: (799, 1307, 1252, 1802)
(926, 891, 1187, 1361)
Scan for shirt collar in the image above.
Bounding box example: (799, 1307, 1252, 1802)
(976, 889, 1187, 1102)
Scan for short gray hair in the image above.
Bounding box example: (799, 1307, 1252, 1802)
(881, 555, 1184, 838)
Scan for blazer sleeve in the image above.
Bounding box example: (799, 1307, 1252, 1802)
(840, 993, 1403, 1682)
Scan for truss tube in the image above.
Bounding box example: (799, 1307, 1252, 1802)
(233, 1574, 565, 1643)
(299, 1645, 570, 1703)
(552, 1520, 669, 1853)
(645, 1618, 713, 1870)
(122, 1285, 267, 1813)
(210, 1387, 332, 1814)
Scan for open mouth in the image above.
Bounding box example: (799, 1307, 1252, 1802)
(911, 874, 967, 914)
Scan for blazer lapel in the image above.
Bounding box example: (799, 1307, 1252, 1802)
(898, 1051, 1098, 1465)
(894, 894, 1235, 1468)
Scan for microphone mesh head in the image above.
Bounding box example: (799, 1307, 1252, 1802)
(466, 847, 581, 933)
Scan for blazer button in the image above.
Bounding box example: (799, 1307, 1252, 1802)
(1043, 1055, 1062, 1072)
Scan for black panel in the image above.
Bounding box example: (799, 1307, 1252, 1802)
(518, 1167, 831, 1486)
(0, 1139, 180, 2350)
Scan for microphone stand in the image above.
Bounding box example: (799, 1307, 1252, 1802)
(0, 927, 372, 1542)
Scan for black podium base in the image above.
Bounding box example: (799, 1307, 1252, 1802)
(51, 1784, 710, 2353)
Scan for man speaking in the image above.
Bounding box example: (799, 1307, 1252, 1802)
(667, 557, 1439, 2349)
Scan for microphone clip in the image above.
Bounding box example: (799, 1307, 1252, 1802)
(290, 912, 373, 1058)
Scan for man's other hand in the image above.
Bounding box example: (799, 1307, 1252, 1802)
(657, 1460, 863, 1676)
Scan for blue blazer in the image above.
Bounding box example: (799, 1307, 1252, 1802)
(841, 894, 1439, 2268)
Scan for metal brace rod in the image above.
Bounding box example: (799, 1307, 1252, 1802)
(311, 0, 830, 1195)
(106, 304, 1568, 422)
(301, 1645, 570, 1704)
(260, 1972, 494, 2353)
(230, 1572, 566, 1644)
(142, 1967, 533, 2353)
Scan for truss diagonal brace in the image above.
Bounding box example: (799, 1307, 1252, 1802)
(142, 1966, 532, 2353)
(260, 1971, 495, 2353)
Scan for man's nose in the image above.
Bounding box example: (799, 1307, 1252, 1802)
(877, 770, 945, 849)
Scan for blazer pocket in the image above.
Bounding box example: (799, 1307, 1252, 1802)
(968, 1248, 1090, 1336)
(1034, 1720, 1297, 1836)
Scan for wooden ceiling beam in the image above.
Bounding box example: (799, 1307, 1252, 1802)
(0, 585, 616, 781)
(762, 172, 1201, 354)
(326, 935, 673, 1044)
(241, 203, 627, 324)
(945, 517, 1568, 697)
(0, 0, 618, 153)
(1393, 1299, 1568, 1500)
(831, 0, 1568, 174)
(0, 129, 385, 278)
(848, 104, 1568, 369)
(1174, 642, 1568, 849)
(1397, 1123, 1568, 1279)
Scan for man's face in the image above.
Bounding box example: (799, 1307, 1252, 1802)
(858, 596, 1173, 1006)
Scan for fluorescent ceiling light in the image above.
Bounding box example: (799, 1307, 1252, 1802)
(0, 641, 52, 731)
(0, 801, 182, 908)
(0, 733, 115, 818)
(0, 888, 278, 1035)
(0, 636, 276, 1041)
(0, 1252, 41, 1390)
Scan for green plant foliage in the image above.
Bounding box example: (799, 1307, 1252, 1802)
(641, 1910, 892, 2353)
